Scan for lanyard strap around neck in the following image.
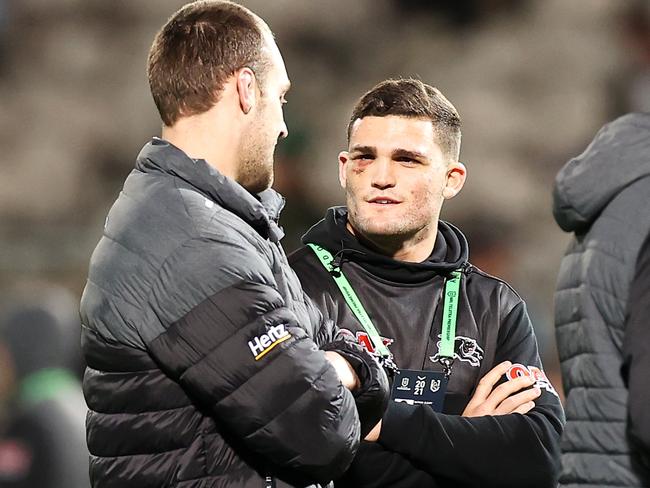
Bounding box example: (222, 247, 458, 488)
(439, 271, 461, 360)
(308, 243, 392, 358)
(307, 243, 461, 363)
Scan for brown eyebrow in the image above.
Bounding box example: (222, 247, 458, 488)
(350, 145, 376, 154)
(392, 149, 427, 161)
(350, 146, 427, 161)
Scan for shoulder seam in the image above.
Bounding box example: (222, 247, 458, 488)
(466, 264, 523, 301)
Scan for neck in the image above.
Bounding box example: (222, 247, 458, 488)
(347, 221, 438, 263)
(161, 96, 242, 180)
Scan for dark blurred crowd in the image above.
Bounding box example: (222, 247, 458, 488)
(0, 287, 88, 487)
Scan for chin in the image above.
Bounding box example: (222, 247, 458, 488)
(358, 220, 407, 237)
(249, 180, 273, 194)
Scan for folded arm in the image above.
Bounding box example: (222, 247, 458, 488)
(375, 300, 565, 488)
(144, 237, 362, 484)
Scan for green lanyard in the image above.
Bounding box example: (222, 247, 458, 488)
(439, 270, 461, 359)
(307, 243, 461, 372)
(308, 243, 392, 359)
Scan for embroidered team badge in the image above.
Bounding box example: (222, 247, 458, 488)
(429, 334, 484, 367)
(504, 363, 559, 398)
(338, 328, 394, 354)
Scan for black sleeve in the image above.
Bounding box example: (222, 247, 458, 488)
(622, 232, 650, 472)
(292, 250, 391, 439)
(336, 442, 438, 488)
(377, 300, 565, 488)
(144, 237, 360, 485)
(322, 339, 390, 438)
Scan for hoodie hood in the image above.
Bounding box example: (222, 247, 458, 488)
(301, 206, 468, 283)
(553, 113, 650, 233)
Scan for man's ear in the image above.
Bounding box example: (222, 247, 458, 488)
(442, 161, 467, 200)
(338, 151, 350, 189)
(236, 67, 257, 114)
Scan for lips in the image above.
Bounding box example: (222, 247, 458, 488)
(367, 196, 401, 204)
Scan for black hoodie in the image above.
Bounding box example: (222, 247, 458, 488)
(289, 207, 565, 488)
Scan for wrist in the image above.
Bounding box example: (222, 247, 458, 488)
(324, 351, 360, 390)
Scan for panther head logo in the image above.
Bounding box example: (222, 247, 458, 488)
(430, 335, 484, 368)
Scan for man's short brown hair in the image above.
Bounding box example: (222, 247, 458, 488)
(147, 0, 271, 127)
(347, 78, 462, 161)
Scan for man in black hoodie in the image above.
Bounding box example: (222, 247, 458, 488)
(289, 78, 565, 488)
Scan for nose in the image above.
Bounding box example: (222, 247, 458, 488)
(278, 121, 288, 140)
(371, 158, 396, 189)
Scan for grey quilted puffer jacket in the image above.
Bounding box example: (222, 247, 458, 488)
(80, 139, 364, 488)
(553, 113, 650, 487)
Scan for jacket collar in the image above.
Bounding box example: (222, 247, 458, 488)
(135, 138, 285, 242)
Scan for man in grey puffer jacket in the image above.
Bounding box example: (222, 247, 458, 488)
(553, 112, 650, 487)
(80, 2, 389, 487)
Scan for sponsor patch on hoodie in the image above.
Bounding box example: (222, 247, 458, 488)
(337, 328, 394, 354)
(505, 363, 559, 397)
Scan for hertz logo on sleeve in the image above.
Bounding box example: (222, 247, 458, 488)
(248, 324, 291, 360)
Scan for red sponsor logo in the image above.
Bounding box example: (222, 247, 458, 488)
(505, 363, 558, 397)
(357, 332, 393, 354)
(339, 328, 393, 354)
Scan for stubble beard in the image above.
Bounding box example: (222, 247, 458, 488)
(237, 119, 275, 194)
(238, 150, 273, 194)
(346, 187, 441, 254)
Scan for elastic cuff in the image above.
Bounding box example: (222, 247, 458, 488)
(323, 342, 372, 397)
(379, 401, 419, 450)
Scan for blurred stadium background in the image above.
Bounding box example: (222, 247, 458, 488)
(1, 0, 649, 483)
